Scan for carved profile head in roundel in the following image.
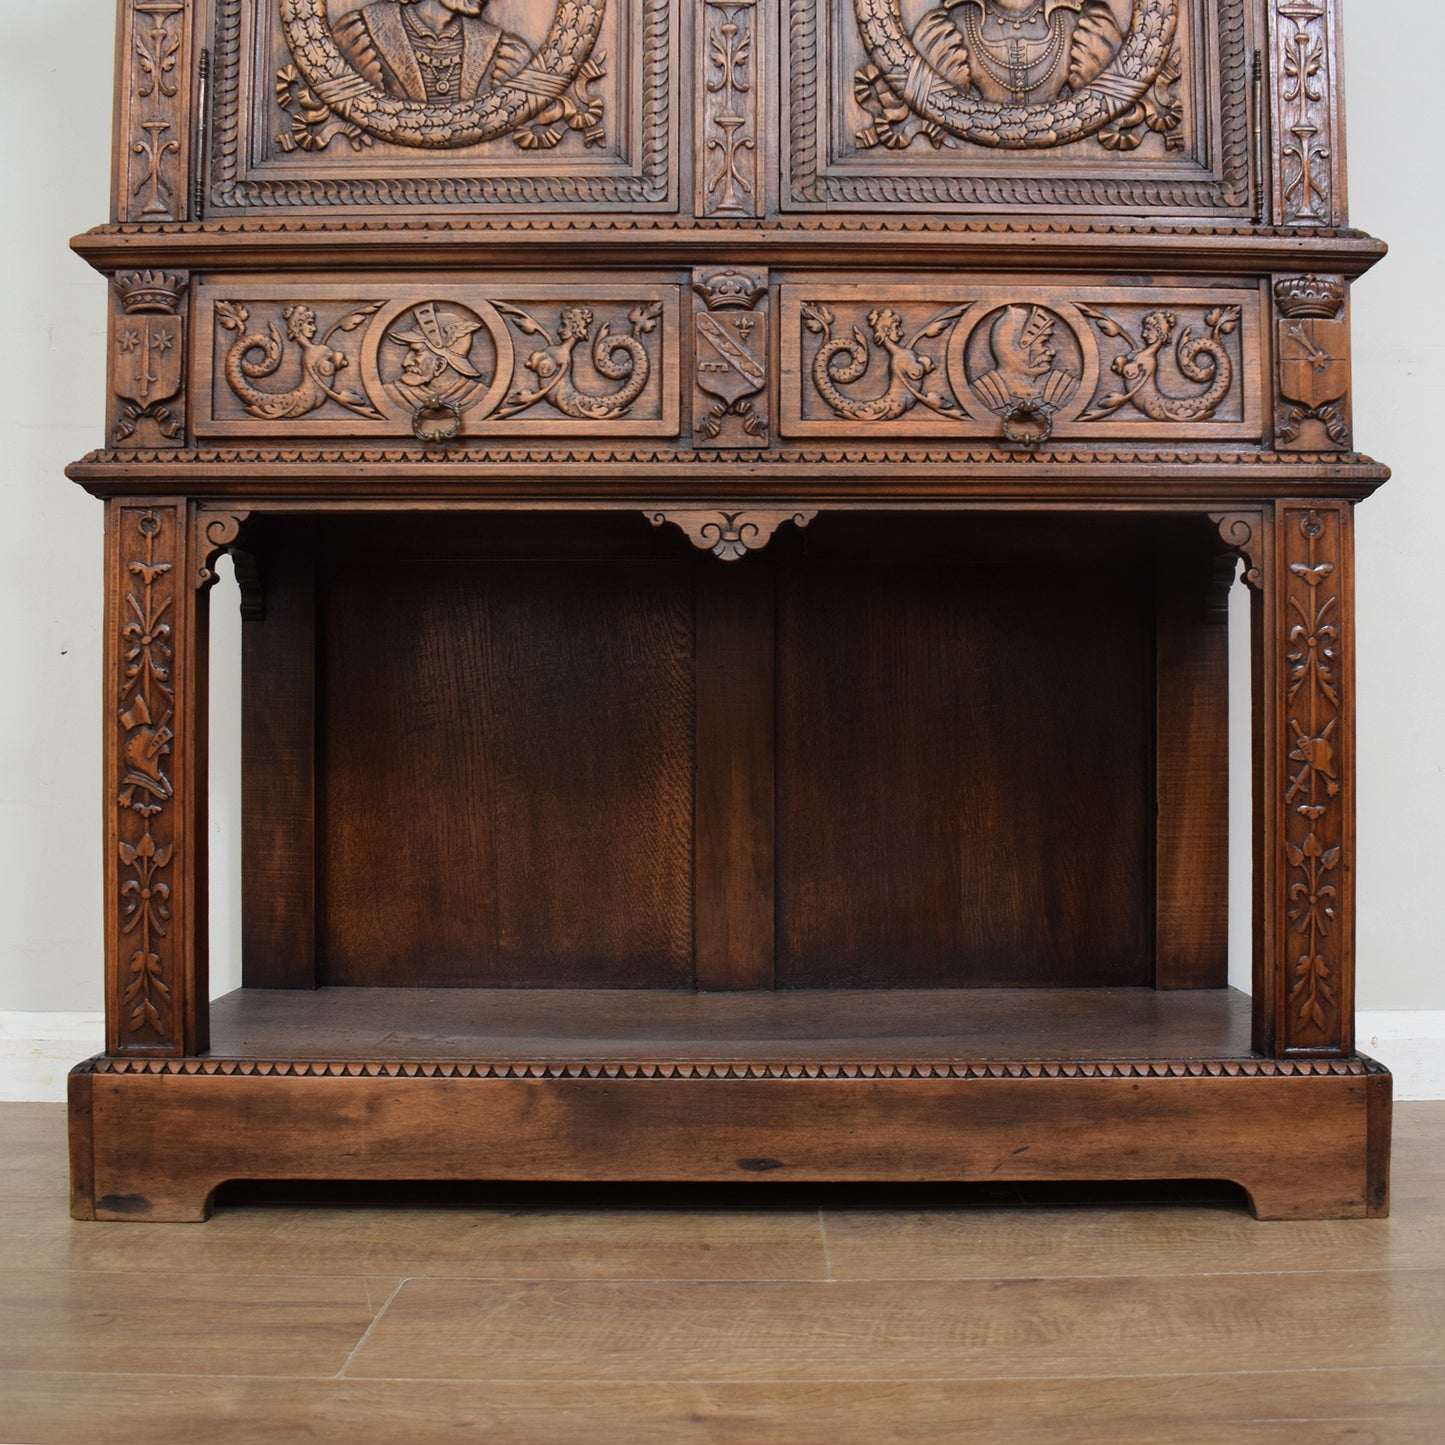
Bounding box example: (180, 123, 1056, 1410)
(380, 301, 497, 411)
(964, 305, 1083, 414)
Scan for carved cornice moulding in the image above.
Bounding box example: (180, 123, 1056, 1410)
(71, 222, 1390, 280)
(70, 445, 1387, 473)
(78, 1054, 1387, 1080)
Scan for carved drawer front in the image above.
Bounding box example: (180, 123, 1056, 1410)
(780, 282, 1265, 443)
(209, 0, 673, 212)
(192, 280, 680, 437)
(785, 0, 1255, 217)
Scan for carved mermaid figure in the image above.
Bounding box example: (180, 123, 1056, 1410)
(496, 303, 661, 421)
(216, 302, 383, 420)
(805, 305, 963, 423)
(1083, 308, 1236, 423)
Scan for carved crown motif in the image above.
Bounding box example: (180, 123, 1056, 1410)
(1273, 275, 1345, 319)
(116, 270, 188, 315)
(692, 269, 767, 311)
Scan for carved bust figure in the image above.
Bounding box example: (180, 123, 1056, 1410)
(332, 0, 531, 103)
(912, 0, 1126, 105)
(971, 305, 1080, 412)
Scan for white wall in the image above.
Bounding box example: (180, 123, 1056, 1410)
(1, 3, 1440, 1087)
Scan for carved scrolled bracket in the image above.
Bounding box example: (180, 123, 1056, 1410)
(194, 510, 252, 587)
(649, 509, 817, 561)
(1210, 511, 1265, 590)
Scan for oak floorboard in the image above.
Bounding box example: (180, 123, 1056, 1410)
(2, 1196, 827, 1282)
(344, 1270, 1445, 1381)
(0, 1269, 393, 1377)
(4, 1368, 1442, 1445)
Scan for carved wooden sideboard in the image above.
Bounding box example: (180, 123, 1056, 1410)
(68, 0, 1391, 1220)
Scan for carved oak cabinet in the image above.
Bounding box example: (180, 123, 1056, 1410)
(68, 0, 1391, 1220)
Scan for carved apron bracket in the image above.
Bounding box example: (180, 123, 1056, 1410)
(194, 510, 252, 588)
(649, 508, 816, 560)
(1210, 511, 1266, 590)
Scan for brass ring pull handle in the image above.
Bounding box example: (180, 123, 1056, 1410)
(411, 394, 462, 444)
(1000, 401, 1053, 450)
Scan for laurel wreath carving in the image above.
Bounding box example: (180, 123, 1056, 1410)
(851, 0, 1178, 149)
(278, 0, 606, 148)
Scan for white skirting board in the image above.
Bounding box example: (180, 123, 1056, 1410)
(3, 1008, 1443, 1105)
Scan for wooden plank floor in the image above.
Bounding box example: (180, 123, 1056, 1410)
(3, 1102, 1443, 1443)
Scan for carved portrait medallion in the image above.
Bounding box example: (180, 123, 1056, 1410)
(368, 299, 514, 418)
(948, 302, 1095, 428)
(850, 0, 1180, 151)
(276, 0, 609, 149)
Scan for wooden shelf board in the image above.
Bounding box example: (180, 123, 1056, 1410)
(203, 986, 1256, 1064)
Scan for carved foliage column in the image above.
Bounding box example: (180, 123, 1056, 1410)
(697, 0, 763, 216)
(1256, 503, 1354, 1056)
(1270, 0, 1346, 226)
(106, 502, 211, 1055)
(116, 0, 196, 222)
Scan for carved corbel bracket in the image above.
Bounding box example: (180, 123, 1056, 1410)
(649, 508, 816, 561)
(1210, 511, 1265, 590)
(194, 510, 252, 588)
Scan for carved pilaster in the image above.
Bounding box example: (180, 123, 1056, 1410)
(117, 0, 194, 222)
(106, 502, 208, 1055)
(698, 0, 762, 217)
(649, 509, 816, 560)
(1274, 275, 1350, 451)
(111, 270, 188, 448)
(1256, 503, 1353, 1056)
(1270, 1, 1346, 226)
(692, 268, 769, 447)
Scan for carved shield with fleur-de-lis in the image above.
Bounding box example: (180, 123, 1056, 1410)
(695, 311, 766, 407)
(1278, 317, 1348, 412)
(114, 315, 184, 410)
